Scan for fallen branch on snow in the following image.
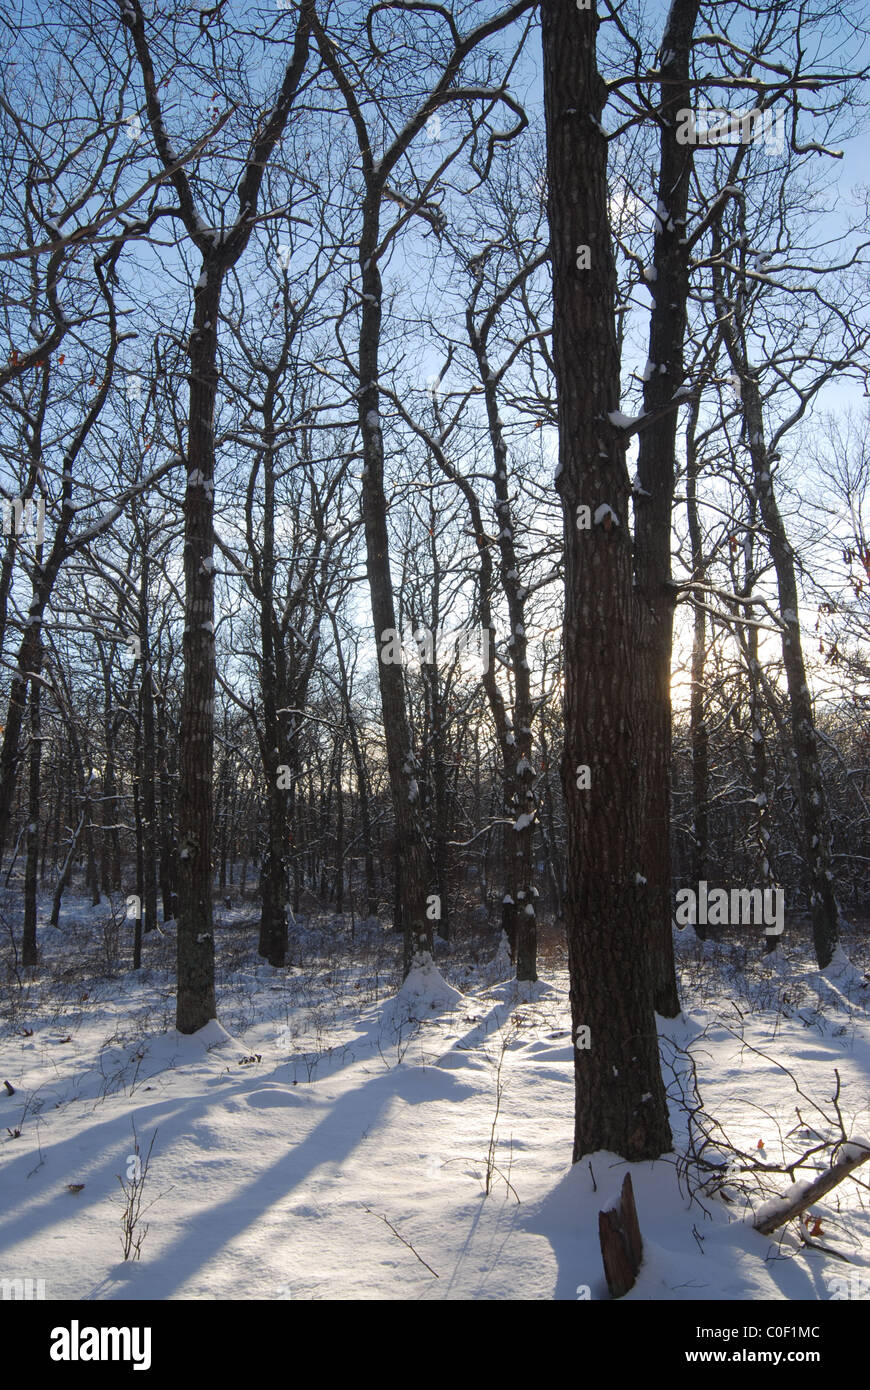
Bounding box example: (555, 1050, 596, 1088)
(753, 1140, 870, 1236)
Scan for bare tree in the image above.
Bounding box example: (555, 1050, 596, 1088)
(311, 0, 534, 973)
(542, 0, 672, 1161)
(122, 0, 315, 1029)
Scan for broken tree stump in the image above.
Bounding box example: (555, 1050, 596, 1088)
(599, 1171, 643, 1298)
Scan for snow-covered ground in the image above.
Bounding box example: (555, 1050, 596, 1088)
(2, 897, 869, 1300)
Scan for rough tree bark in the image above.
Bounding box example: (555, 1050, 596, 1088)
(633, 0, 700, 1018)
(251, 392, 290, 968)
(542, 0, 672, 1161)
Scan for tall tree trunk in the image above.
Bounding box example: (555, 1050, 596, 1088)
(101, 753, 121, 895)
(139, 566, 159, 940)
(633, 0, 700, 1017)
(22, 673, 41, 967)
(124, 0, 313, 1027)
(685, 401, 710, 932)
(252, 397, 290, 967)
(132, 758, 144, 970)
(542, 0, 672, 1160)
(466, 299, 540, 979)
(0, 623, 49, 866)
(348, 719, 377, 917)
(359, 203, 431, 973)
(736, 367, 839, 965)
(49, 748, 64, 876)
(100, 650, 122, 895)
(743, 549, 778, 955)
(46, 672, 93, 928)
(539, 724, 565, 917)
(49, 809, 86, 929)
(421, 412, 531, 971)
(156, 687, 177, 923)
(0, 532, 18, 665)
(418, 525, 452, 942)
(335, 741, 344, 915)
(714, 235, 841, 968)
(175, 268, 221, 1029)
(0, 282, 122, 865)
(85, 776, 100, 907)
(726, 496, 780, 951)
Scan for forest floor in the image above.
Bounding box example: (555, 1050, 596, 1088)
(1, 894, 869, 1300)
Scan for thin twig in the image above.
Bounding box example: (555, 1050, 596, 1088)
(361, 1205, 439, 1277)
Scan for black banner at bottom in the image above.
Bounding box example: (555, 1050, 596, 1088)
(6, 1295, 864, 1376)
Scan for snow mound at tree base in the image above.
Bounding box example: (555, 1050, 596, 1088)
(812, 946, 869, 1008)
(484, 933, 513, 984)
(514, 977, 552, 1002)
(488, 975, 554, 1005)
(167, 1018, 241, 1053)
(384, 953, 463, 1024)
(819, 945, 867, 984)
